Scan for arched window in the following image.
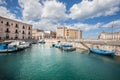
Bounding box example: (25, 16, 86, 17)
(28, 27, 31, 30)
(6, 34, 9, 39)
(6, 22, 10, 26)
(23, 26, 25, 29)
(1, 21, 3, 24)
(22, 31, 25, 34)
(22, 36, 24, 39)
(15, 30, 18, 33)
(5, 28, 10, 33)
(15, 24, 18, 28)
(28, 32, 30, 35)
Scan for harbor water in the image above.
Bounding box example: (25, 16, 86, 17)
(0, 44, 120, 80)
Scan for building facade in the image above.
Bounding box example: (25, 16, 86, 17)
(32, 29, 56, 40)
(32, 29, 44, 40)
(56, 27, 82, 39)
(0, 16, 32, 40)
(98, 32, 120, 40)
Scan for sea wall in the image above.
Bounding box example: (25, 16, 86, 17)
(45, 39, 120, 56)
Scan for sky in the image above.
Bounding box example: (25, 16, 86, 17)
(0, 0, 120, 39)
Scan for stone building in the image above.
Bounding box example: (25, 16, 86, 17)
(0, 16, 32, 40)
(32, 29, 56, 40)
(98, 32, 120, 40)
(32, 29, 44, 40)
(56, 27, 82, 39)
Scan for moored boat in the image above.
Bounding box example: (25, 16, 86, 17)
(89, 48, 115, 56)
(0, 43, 18, 53)
(62, 46, 76, 51)
(38, 40, 46, 44)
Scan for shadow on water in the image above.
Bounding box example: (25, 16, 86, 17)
(88, 52, 120, 65)
(75, 49, 120, 65)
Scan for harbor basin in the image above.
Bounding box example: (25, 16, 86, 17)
(0, 44, 120, 80)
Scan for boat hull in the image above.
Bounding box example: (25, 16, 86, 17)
(0, 48, 18, 53)
(89, 48, 115, 56)
(62, 47, 76, 51)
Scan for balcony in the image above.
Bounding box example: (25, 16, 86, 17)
(15, 30, 19, 34)
(23, 26, 25, 29)
(28, 27, 31, 30)
(6, 22, 10, 26)
(15, 24, 19, 28)
(15, 31, 19, 34)
(5, 30, 10, 33)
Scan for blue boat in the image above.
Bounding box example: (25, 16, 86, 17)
(52, 43, 73, 48)
(0, 43, 18, 53)
(89, 48, 115, 56)
(62, 46, 76, 51)
(38, 40, 46, 44)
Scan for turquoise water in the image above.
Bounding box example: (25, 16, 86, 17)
(0, 44, 120, 80)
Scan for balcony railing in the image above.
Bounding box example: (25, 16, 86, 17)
(15, 32, 19, 34)
(5, 30, 10, 33)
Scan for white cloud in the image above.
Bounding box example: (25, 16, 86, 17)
(0, 6, 16, 19)
(18, 0, 43, 21)
(61, 22, 101, 31)
(102, 19, 120, 28)
(18, 0, 67, 21)
(18, 0, 68, 30)
(41, 0, 67, 20)
(69, 0, 120, 19)
(31, 19, 59, 31)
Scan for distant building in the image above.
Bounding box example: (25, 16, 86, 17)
(51, 31, 56, 38)
(32, 29, 56, 40)
(56, 27, 82, 39)
(0, 16, 32, 40)
(32, 29, 44, 40)
(44, 31, 56, 39)
(98, 32, 120, 40)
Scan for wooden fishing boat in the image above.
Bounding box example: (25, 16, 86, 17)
(38, 40, 46, 44)
(62, 46, 76, 51)
(0, 43, 18, 53)
(89, 48, 115, 56)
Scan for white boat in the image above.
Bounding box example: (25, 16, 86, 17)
(0, 43, 18, 53)
(9, 41, 30, 50)
(62, 46, 76, 51)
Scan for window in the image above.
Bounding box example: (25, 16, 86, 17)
(6, 34, 9, 39)
(1, 21, 3, 24)
(22, 36, 24, 39)
(15, 24, 18, 28)
(23, 26, 25, 29)
(6, 22, 10, 26)
(15, 30, 18, 34)
(5, 28, 10, 33)
(28, 27, 31, 30)
(22, 31, 25, 34)
(28, 32, 30, 35)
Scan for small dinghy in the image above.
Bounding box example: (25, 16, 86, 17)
(62, 46, 76, 51)
(89, 48, 115, 56)
(38, 40, 46, 44)
(0, 43, 18, 53)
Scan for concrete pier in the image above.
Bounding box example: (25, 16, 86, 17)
(45, 39, 120, 56)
